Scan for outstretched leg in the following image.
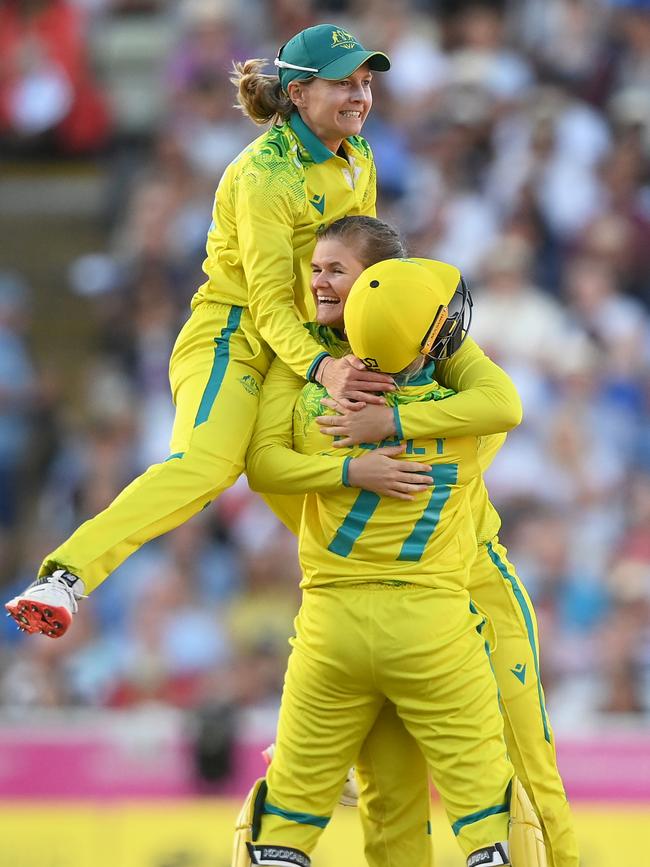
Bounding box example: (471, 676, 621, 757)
(7, 303, 271, 636)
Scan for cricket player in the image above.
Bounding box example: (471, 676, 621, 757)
(5, 23, 396, 636)
(236, 256, 547, 867)
(243, 216, 578, 867)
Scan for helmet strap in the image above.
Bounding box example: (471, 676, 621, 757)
(421, 305, 448, 356)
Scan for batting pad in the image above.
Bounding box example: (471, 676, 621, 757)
(232, 778, 267, 867)
(509, 777, 548, 867)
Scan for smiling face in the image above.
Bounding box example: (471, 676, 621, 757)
(288, 64, 373, 152)
(311, 237, 366, 329)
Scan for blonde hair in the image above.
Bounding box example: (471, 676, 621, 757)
(395, 355, 427, 385)
(230, 59, 294, 125)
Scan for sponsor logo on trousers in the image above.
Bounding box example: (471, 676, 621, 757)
(254, 845, 310, 866)
(468, 848, 497, 867)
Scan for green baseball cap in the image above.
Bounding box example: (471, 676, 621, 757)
(274, 23, 391, 91)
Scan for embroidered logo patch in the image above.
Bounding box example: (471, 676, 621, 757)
(309, 193, 326, 215)
(511, 663, 527, 685)
(331, 29, 357, 49)
(240, 374, 260, 396)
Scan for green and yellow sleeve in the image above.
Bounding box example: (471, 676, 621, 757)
(245, 358, 347, 495)
(395, 338, 523, 440)
(235, 165, 329, 379)
(360, 157, 377, 216)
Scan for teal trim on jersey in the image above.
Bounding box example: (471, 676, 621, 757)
(392, 405, 404, 440)
(307, 351, 330, 382)
(194, 305, 243, 427)
(451, 798, 510, 837)
(263, 801, 330, 829)
(436, 438, 444, 454)
(486, 541, 551, 743)
(469, 600, 485, 634)
(342, 456, 352, 487)
(397, 463, 458, 561)
(164, 452, 185, 462)
(328, 489, 381, 557)
(289, 112, 335, 164)
(404, 360, 436, 386)
(470, 599, 491, 660)
(426, 820, 432, 836)
(470, 599, 499, 691)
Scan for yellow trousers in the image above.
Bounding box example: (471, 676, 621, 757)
(354, 539, 579, 867)
(41, 301, 273, 591)
(260, 583, 514, 859)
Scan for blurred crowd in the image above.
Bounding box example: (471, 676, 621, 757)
(1, 0, 650, 739)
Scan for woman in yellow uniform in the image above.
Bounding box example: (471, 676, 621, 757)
(239, 253, 548, 867)
(245, 216, 578, 867)
(5, 23, 396, 637)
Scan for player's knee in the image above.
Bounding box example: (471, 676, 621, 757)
(465, 778, 548, 867)
(167, 449, 239, 500)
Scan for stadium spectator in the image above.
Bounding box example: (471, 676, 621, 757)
(0, 0, 111, 154)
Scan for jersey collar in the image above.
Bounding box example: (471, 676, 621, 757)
(289, 112, 340, 164)
(398, 360, 437, 386)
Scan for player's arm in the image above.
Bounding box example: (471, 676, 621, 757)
(382, 336, 523, 439)
(236, 162, 391, 404)
(245, 357, 347, 494)
(236, 163, 331, 381)
(245, 358, 433, 501)
(430, 336, 522, 433)
(317, 337, 523, 446)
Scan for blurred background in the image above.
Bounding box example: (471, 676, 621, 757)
(0, 0, 649, 864)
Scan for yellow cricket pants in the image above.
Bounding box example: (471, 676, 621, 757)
(355, 539, 579, 867)
(40, 301, 273, 591)
(260, 583, 515, 859)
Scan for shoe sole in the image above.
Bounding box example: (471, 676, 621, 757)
(5, 598, 72, 637)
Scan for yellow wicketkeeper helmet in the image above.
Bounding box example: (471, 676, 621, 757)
(344, 257, 472, 373)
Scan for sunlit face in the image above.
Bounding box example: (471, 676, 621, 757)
(311, 237, 365, 329)
(289, 65, 373, 151)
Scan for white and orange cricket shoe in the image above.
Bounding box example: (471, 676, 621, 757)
(5, 569, 85, 638)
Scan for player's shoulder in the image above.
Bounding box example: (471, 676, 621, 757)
(229, 124, 305, 202)
(346, 134, 373, 160)
(234, 124, 302, 173)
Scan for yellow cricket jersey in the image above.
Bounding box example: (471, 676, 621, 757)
(246, 325, 519, 550)
(293, 363, 480, 590)
(471, 433, 505, 544)
(191, 113, 376, 379)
